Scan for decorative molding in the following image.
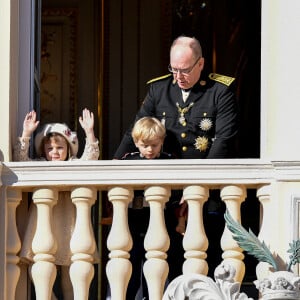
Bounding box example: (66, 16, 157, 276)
(254, 271, 300, 300)
(163, 263, 253, 300)
(4, 159, 300, 188)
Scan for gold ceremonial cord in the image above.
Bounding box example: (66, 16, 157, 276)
(176, 102, 194, 126)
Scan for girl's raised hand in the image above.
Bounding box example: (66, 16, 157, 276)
(22, 110, 40, 138)
(79, 108, 97, 143)
(79, 108, 94, 133)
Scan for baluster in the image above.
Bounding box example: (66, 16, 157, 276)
(6, 188, 22, 300)
(70, 187, 97, 300)
(256, 184, 274, 280)
(143, 186, 170, 300)
(31, 188, 58, 300)
(182, 185, 209, 275)
(106, 187, 133, 300)
(220, 185, 246, 282)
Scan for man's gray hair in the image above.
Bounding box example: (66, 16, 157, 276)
(170, 36, 202, 59)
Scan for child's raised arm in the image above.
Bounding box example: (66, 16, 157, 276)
(22, 110, 40, 138)
(78, 108, 97, 144)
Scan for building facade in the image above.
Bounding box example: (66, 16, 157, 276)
(1, 0, 300, 299)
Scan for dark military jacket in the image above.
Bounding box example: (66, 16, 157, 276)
(114, 73, 238, 159)
(121, 151, 173, 160)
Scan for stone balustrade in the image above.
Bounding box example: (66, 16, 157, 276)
(1, 159, 299, 299)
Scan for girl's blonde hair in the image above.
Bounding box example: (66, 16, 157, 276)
(132, 117, 166, 143)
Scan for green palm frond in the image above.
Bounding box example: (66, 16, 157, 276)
(287, 240, 300, 271)
(224, 210, 279, 271)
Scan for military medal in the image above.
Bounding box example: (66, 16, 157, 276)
(194, 136, 209, 152)
(176, 102, 194, 126)
(199, 118, 213, 131)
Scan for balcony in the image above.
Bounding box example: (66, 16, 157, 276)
(1, 159, 299, 299)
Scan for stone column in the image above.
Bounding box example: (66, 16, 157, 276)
(70, 187, 97, 300)
(182, 185, 209, 275)
(6, 188, 22, 300)
(106, 186, 133, 300)
(31, 188, 58, 300)
(143, 186, 171, 300)
(256, 184, 274, 281)
(221, 185, 246, 282)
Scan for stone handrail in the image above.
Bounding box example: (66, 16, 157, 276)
(1, 159, 299, 299)
(1, 159, 274, 188)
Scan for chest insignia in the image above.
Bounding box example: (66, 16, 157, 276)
(199, 118, 213, 131)
(194, 136, 209, 152)
(176, 102, 194, 126)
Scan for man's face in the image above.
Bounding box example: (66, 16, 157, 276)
(170, 45, 204, 90)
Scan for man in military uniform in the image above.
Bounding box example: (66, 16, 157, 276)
(113, 36, 238, 295)
(114, 36, 238, 160)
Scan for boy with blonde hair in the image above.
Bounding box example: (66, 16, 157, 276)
(122, 117, 185, 299)
(122, 116, 171, 160)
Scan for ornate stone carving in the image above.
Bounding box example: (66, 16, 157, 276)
(254, 271, 300, 300)
(163, 263, 253, 300)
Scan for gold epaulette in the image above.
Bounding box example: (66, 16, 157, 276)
(209, 73, 235, 86)
(147, 74, 172, 85)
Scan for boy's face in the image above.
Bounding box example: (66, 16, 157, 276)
(135, 138, 163, 159)
(44, 137, 68, 161)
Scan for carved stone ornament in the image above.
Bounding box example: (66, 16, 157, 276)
(163, 262, 253, 300)
(254, 271, 300, 300)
